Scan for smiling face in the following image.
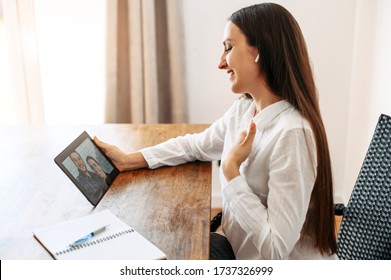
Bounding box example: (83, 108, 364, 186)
(218, 21, 261, 94)
(87, 158, 106, 179)
(70, 152, 87, 173)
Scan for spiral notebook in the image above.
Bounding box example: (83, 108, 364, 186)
(33, 209, 166, 260)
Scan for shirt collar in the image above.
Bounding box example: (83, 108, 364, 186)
(252, 100, 292, 131)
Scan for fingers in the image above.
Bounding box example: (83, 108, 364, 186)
(244, 121, 256, 143)
(93, 136, 102, 146)
(93, 136, 110, 152)
(238, 131, 247, 144)
(239, 121, 256, 145)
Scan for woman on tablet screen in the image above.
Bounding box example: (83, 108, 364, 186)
(95, 3, 337, 260)
(86, 155, 110, 183)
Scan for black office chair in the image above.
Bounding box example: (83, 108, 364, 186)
(336, 114, 391, 259)
(210, 211, 222, 232)
(211, 114, 391, 259)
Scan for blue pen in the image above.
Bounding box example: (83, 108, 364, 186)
(69, 225, 109, 247)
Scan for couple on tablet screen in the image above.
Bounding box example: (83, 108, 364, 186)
(69, 151, 109, 204)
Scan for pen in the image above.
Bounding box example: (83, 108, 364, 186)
(69, 225, 109, 247)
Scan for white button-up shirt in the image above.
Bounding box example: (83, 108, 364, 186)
(141, 97, 336, 259)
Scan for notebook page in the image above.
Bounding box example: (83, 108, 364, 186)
(33, 209, 166, 260)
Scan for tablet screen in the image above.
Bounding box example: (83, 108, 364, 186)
(54, 131, 120, 206)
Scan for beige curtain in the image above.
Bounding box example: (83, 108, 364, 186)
(105, 0, 187, 123)
(2, 0, 45, 124)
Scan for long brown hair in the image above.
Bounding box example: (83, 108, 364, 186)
(229, 3, 337, 255)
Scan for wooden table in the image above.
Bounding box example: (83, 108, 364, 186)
(0, 124, 211, 260)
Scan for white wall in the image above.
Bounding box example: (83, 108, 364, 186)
(344, 0, 378, 203)
(182, 0, 391, 207)
(370, 1, 391, 123)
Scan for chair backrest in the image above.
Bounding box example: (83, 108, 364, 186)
(337, 114, 391, 259)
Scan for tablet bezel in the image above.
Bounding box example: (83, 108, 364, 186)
(54, 131, 120, 206)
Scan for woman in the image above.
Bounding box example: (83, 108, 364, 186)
(95, 3, 337, 259)
(86, 155, 110, 183)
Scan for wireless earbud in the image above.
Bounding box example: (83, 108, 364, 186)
(255, 54, 259, 63)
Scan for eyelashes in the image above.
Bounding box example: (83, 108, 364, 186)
(223, 40, 233, 52)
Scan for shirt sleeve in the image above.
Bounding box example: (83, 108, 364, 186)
(140, 115, 228, 169)
(222, 128, 317, 259)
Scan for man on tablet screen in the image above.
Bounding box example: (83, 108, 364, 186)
(69, 151, 107, 204)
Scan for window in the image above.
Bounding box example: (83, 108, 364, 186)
(35, 0, 107, 124)
(0, 0, 106, 124)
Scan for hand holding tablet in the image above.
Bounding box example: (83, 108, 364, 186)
(54, 132, 120, 206)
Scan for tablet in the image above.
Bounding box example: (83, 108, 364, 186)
(54, 131, 120, 206)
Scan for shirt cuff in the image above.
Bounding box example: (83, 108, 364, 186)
(222, 175, 251, 204)
(140, 147, 162, 169)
